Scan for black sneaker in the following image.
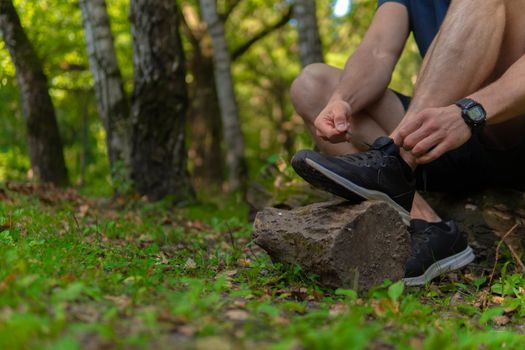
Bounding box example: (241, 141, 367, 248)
(291, 150, 364, 204)
(292, 136, 415, 224)
(404, 219, 475, 286)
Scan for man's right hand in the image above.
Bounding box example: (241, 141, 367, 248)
(314, 99, 352, 143)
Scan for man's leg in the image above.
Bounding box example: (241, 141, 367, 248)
(291, 63, 441, 222)
(393, 0, 508, 161)
(290, 63, 404, 155)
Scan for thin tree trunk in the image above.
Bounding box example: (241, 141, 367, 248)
(199, 0, 247, 192)
(188, 51, 224, 185)
(129, 0, 194, 201)
(79, 0, 132, 186)
(294, 0, 324, 66)
(0, 0, 69, 186)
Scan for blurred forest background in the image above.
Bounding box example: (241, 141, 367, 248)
(0, 0, 420, 202)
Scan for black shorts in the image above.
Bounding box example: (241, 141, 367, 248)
(393, 91, 525, 193)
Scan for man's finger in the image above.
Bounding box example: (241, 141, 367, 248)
(333, 105, 349, 132)
(396, 111, 428, 145)
(411, 132, 444, 157)
(402, 126, 433, 151)
(415, 142, 448, 164)
(315, 120, 342, 140)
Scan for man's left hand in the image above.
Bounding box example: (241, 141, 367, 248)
(392, 105, 472, 164)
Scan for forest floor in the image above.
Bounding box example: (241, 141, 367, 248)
(0, 183, 524, 350)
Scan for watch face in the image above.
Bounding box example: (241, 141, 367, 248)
(466, 105, 485, 122)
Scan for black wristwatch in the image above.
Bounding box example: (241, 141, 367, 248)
(455, 98, 486, 133)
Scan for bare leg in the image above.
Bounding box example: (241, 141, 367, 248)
(291, 63, 405, 154)
(291, 63, 441, 222)
(392, 0, 508, 166)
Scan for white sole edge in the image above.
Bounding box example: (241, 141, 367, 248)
(305, 158, 411, 225)
(403, 246, 476, 286)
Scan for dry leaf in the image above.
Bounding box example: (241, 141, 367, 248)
(184, 258, 197, 270)
(105, 295, 132, 310)
(225, 309, 249, 321)
(493, 315, 511, 326)
(77, 204, 89, 218)
(177, 325, 196, 337)
(329, 303, 348, 317)
(273, 316, 289, 326)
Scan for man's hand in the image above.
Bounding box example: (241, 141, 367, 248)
(314, 99, 352, 143)
(392, 105, 472, 164)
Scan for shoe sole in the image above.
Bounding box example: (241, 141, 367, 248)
(305, 157, 411, 225)
(292, 154, 364, 203)
(403, 245, 475, 286)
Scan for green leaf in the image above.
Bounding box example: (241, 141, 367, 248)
(335, 288, 358, 301)
(53, 282, 85, 302)
(388, 281, 405, 302)
(479, 307, 504, 325)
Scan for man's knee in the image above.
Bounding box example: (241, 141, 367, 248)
(290, 63, 325, 106)
(291, 63, 337, 120)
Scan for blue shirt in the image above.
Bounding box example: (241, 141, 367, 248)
(378, 0, 450, 57)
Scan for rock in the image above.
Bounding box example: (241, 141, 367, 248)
(253, 200, 411, 292)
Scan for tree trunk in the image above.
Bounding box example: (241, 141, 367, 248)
(79, 0, 132, 186)
(199, 0, 247, 192)
(188, 50, 224, 186)
(0, 0, 69, 186)
(129, 0, 194, 201)
(294, 0, 324, 66)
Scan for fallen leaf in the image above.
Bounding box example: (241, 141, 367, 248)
(123, 276, 143, 284)
(237, 258, 251, 267)
(155, 252, 169, 265)
(493, 315, 511, 326)
(184, 258, 197, 270)
(0, 273, 17, 292)
(273, 315, 289, 326)
(177, 325, 196, 337)
(68, 303, 100, 323)
(492, 296, 505, 305)
(409, 336, 424, 350)
(77, 204, 89, 218)
(232, 299, 246, 308)
(329, 303, 348, 317)
(105, 295, 132, 310)
(225, 309, 249, 321)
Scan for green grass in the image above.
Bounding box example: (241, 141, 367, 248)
(0, 185, 524, 349)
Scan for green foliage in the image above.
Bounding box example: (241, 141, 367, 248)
(0, 189, 524, 348)
(1, 0, 419, 194)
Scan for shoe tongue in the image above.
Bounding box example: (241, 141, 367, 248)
(371, 137, 398, 156)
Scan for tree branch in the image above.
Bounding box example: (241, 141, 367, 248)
(231, 5, 293, 61)
(221, 0, 242, 22)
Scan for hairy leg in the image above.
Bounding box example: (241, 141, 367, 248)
(408, 0, 505, 113)
(392, 0, 508, 166)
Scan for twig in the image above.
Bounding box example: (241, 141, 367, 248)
(488, 223, 519, 287)
(226, 223, 237, 250)
(72, 212, 81, 231)
(503, 233, 525, 273)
